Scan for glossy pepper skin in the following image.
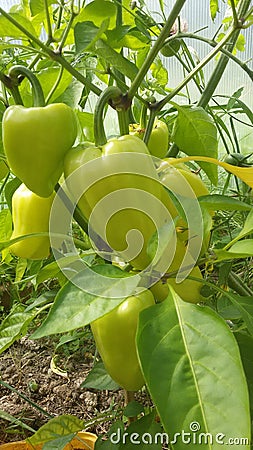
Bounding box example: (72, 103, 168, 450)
(91, 290, 155, 391)
(3, 103, 77, 198)
(130, 120, 169, 158)
(10, 183, 54, 260)
(64, 136, 163, 270)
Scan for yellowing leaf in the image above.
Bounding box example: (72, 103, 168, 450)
(169, 156, 253, 188)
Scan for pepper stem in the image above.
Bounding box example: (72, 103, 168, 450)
(94, 86, 123, 146)
(117, 109, 129, 136)
(8, 65, 45, 107)
(139, 103, 148, 130)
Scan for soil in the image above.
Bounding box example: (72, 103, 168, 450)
(0, 335, 126, 445)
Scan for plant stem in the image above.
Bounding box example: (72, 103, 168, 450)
(8, 65, 45, 107)
(55, 183, 89, 235)
(0, 170, 11, 197)
(44, 0, 53, 41)
(143, 108, 156, 144)
(94, 86, 123, 146)
(0, 94, 8, 108)
(156, 26, 236, 111)
(57, 0, 78, 54)
(0, 380, 53, 419)
(228, 271, 253, 296)
(45, 65, 64, 104)
(0, 72, 23, 104)
(198, 0, 252, 108)
(116, 0, 123, 27)
(230, 0, 239, 27)
(176, 32, 253, 81)
(0, 6, 53, 54)
(114, 0, 126, 87)
(139, 102, 148, 129)
(124, 389, 136, 423)
(0, 6, 101, 96)
(127, 0, 187, 99)
(117, 109, 130, 136)
(56, 0, 64, 29)
(52, 53, 102, 96)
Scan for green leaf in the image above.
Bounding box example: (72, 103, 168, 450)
(198, 194, 251, 211)
(55, 79, 84, 109)
(137, 290, 251, 447)
(172, 105, 218, 184)
(227, 87, 244, 111)
(106, 25, 131, 45)
(55, 330, 86, 352)
(0, 409, 35, 433)
(235, 332, 253, 415)
(41, 435, 76, 450)
(0, 304, 36, 355)
(237, 208, 253, 240)
(31, 265, 140, 338)
(25, 291, 56, 312)
(94, 39, 139, 81)
(159, 0, 164, 13)
(19, 67, 73, 106)
(0, 209, 12, 242)
(29, 0, 54, 16)
(236, 33, 246, 52)
(232, 97, 253, 125)
(215, 209, 253, 255)
(28, 415, 84, 445)
(217, 296, 242, 320)
(75, 0, 116, 29)
(122, 0, 136, 26)
(124, 401, 144, 418)
(0, 13, 37, 38)
(224, 293, 253, 336)
(81, 360, 119, 390)
(14, 257, 27, 282)
(122, 30, 149, 50)
(210, 0, 219, 21)
(150, 57, 168, 88)
(229, 240, 253, 256)
(36, 260, 65, 285)
(74, 20, 109, 53)
(214, 246, 253, 262)
(76, 111, 94, 142)
(4, 177, 22, 211)
(118, 412, 162, 449)
(147, 221, 175, 265)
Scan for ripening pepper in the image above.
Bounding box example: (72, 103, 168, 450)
(159, 159, 212, 256)
(91, 289, 155, 391)
(150, 238, 203, 304)
(10, 183, 54, 260)
(129, 119, 169, 158)
(64, 135, 164, 270)
(2, 103, 77, 197)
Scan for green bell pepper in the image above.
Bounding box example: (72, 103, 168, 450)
(91, 289, 155, 391)
(10, 183, 55, 260)
(64, 135, 163, 270)
(3, 103, 77, 197)
(130, 119, 169, 158)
